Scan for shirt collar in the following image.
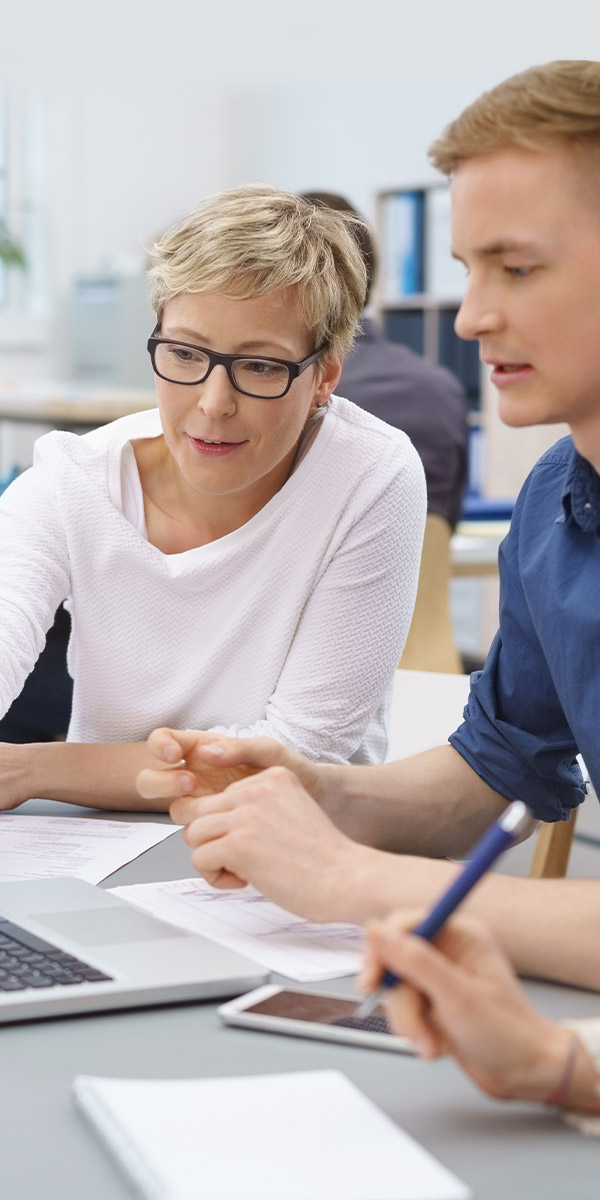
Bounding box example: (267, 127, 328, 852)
(561, 446, 600, 533)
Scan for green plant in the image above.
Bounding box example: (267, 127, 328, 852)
(0, 219, 26, 268)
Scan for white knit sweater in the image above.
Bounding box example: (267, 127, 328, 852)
(0, 395, 426, 763)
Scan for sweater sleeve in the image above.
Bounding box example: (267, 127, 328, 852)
(560, 1018, 600, 1136)
(208, 442, 427, 763)
(0, 463, 71, 717)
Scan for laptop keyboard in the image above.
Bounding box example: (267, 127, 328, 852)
(0, 915, 113, 992)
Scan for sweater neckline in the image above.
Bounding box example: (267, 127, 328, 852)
(104, 403, 337, 559)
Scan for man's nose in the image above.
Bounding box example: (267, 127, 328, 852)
(454, 277, 504, 343)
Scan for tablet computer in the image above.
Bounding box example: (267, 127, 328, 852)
(218, 985, 415, 1053)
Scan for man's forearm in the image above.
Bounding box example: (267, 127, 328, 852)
(3, 741, 169, 811)
(320, 744, 511, 856)
(323, 843, 600, 991)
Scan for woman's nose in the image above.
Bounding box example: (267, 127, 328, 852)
(196, 364, 237, 416)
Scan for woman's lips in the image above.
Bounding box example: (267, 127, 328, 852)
(187, 435, 246, 457)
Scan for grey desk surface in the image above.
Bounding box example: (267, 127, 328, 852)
(2, 800, 599, 1200)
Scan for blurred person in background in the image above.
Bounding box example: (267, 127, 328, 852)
(302, 191, 468, 532)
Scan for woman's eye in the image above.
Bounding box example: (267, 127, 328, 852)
(168, 346, 202, 363)
(505, 266, 533, 278)
(246, 360, 277, 375)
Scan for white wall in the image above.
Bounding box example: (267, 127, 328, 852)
(2, 0, 600, 369)
(6, 0, 598, 275)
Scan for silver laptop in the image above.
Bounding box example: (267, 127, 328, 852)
(0, 876, 268, 1024)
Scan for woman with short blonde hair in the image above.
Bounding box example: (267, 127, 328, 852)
(0, 184, 426, 811)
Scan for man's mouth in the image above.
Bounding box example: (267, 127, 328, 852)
(483, 359, 534, 386)
(494, 363, 530, 373)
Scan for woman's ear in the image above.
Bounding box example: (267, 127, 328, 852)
(313, 353, 343, 405)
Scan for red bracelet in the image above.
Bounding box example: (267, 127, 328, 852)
(546, 1031, 580, 1106)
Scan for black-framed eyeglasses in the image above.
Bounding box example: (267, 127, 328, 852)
(147, 331, 326, 399)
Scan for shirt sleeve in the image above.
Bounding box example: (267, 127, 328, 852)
(0, 462, 71, 717)
(449, 480, 586, 821)
(208, 441, 427, 763)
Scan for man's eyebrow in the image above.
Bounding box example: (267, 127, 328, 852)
(451, 239, 541, 262)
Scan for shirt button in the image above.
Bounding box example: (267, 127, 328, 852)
(584, 502, 592, 510)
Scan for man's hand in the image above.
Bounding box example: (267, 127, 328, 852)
(167, 763, 365, 923)
(136, 728, 329, 821)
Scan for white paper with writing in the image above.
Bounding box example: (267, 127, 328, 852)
(110, 876, 363, 981)
(0, 814, 175, 884)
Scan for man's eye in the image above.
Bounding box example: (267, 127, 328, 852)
(505, 266, 533, 278)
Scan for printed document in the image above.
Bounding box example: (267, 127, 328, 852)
(110, 877, 363, 981)
(0, 814, 175, 884)
(73, 1068, 471, 1200)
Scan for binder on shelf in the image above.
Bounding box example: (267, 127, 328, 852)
(424, 186, 467, 300)
(381, 191, 425, 301)
(437, 308, 481, 410)
(382, 309, 425, 357)
(377, 181, 482, 416)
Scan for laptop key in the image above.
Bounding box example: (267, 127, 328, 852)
(0, 920, 114, 993)
(78, 967, 112, 981)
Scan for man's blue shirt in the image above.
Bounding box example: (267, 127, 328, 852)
(449, 435, 600, 821)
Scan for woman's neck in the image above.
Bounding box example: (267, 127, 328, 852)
(133, 435, 298, 554)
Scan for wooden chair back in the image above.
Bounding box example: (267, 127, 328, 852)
(399, 513, 463, 675)
(529, 813, 577, 878)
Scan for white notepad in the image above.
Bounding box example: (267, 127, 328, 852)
(73, 1069, 471, 1200)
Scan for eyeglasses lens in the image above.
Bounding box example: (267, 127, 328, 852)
(231, 359, 290, 397)
(154, 342, 291, 398)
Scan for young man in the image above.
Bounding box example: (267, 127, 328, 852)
(137, 61, 600, 991)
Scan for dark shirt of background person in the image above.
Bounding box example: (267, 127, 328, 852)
(302, 192, 469, 530)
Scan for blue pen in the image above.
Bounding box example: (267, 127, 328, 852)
(356, 800, 532, 1019)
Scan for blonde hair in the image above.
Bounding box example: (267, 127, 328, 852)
(430, 60, 600, 175)
(148, 184, 368, 360)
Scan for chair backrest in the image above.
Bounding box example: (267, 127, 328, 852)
(399, 513, 463, 675)
(387, 668, 577, 879)
(529, 814, 577, 878)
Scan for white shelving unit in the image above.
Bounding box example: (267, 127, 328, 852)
(375, 181, 568, 502)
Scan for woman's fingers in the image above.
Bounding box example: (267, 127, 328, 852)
(145, 728, 289, 772)
(384, 981, 445, 1059)
(145, 727, 208, 764)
